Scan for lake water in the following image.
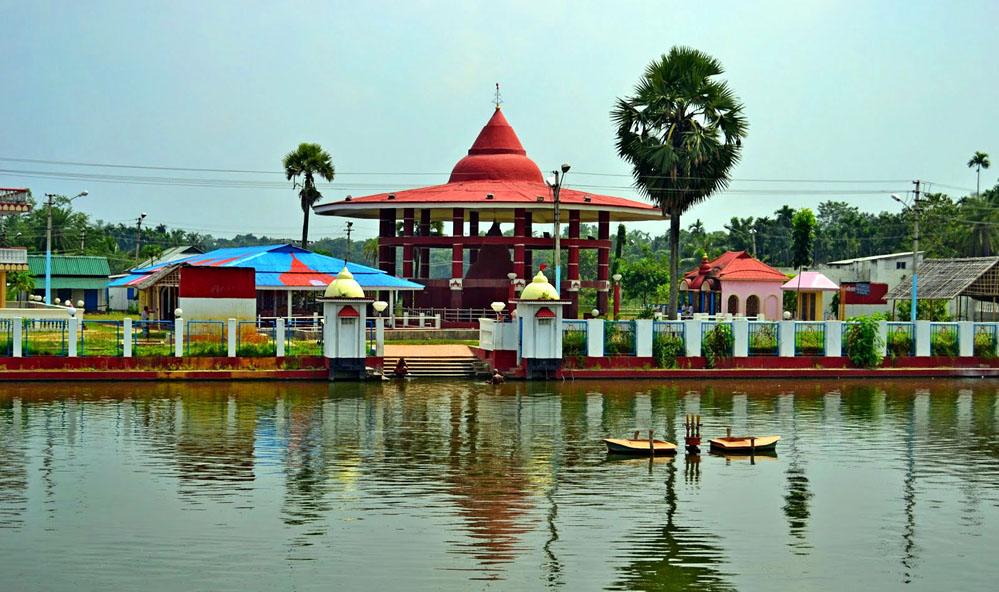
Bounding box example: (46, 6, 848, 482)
(2, 378, 998, 591)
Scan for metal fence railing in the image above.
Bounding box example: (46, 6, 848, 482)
(652, 321, 685, 349)
(286, 319, 323, 356)
(562, 320, 588, 359)
(23, 319, 67, 357)
(604, 320, 636, 356)
(748, 322, 779, 356)
(974, 324, 998, 358)
(133, 320, 174, 356)
(930, 322, 959, 357)
(794, 322, 825, 356)
(700, 322, 734, 357)
(186, 320, 226, 357)
(0, 319, 12, 356)
(237, 320, 276, 357)
(887, 322, 915, 357)
(80, 320, 122, 356)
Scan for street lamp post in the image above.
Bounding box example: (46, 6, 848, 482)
(134, 212, 147, 261)
(547, 163, 570, 294)
(44, 190, 87, 304)
(612, 273, 623, 320)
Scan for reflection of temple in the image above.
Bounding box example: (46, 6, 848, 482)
(314, 105, 661, 322)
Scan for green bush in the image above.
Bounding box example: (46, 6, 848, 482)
(604, 324, 635, 356)
(186, 340, 226, 357)
(748, 325, 778, 355)
(653, 332, 684, 368)
(931, 327, 958, 357)
(701, 324, 734, 369)
(974, 330, 997, 358)
(887, 327, 913, 358)
(562, 330, 587, 367)
(844, 316, 884, 368)
(237, 342, 277, 357)
(636, 306, 657, 319)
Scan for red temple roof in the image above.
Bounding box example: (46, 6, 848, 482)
(314, 108, 662, 223)
(683, 251, 787, 289)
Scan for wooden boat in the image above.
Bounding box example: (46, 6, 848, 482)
(708, 434, 780, 453)
(603, 437, 678, 456)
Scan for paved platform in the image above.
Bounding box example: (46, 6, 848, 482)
(383, 344, 475, 358)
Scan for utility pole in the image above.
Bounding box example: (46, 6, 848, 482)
(134, 212, 147, 261)
(345, 221, 353, 262)
(911, 180, 921, 323)
(80, 228, 86, 252)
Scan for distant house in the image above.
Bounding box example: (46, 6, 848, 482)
(108, 245, 204, 311)
(680, 251, 788, 320)
(27, 255, 111, 312)
(818, 251, 924, 317)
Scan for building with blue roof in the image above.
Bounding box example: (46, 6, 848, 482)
(107, 244, 422, 319)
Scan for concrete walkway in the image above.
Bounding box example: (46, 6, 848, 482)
(383, 344, 475, 358)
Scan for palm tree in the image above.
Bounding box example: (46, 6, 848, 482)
(612, 47, 747, 317)
(968, 151, 991, 195)
(283, 143, 335, 249)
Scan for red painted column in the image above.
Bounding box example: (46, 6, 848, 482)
(513, 208, 526, 288)
(567, 210, 581, 319)
(378, 208, 397, 276)
(523, 211, 533, 278)
(402, 208, 415, 308)
(468, 211, 479, 265)
(597, 211, 610, 315)
(450, 208, 464, 309)
(418, 210, 430, 280)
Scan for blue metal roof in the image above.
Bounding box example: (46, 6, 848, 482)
(107, 244, 423, 291)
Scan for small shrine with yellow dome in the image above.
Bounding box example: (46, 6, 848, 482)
(512, 269, 570, 379)
(320, 267, 374, 381)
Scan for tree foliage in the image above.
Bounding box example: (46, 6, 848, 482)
(612, 46, 747, 318)
(791, 208, 816, 270)
(283, 142, 335, 249)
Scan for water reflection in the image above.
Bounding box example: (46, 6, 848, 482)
(1, 379, 999, 590)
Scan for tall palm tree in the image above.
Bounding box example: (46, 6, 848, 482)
(968, 151, 990, 195)
(283, 143, 335, 249)
(612, 47, 747, 317)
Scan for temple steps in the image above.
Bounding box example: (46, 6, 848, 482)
(382, 356, 489, 378)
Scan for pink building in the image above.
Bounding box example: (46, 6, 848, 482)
(679, 252, 787, 320)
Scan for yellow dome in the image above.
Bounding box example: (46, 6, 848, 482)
(520, 271, 560, 300)
(323, 267, 365, 298)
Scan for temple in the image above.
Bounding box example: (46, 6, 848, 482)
(314, 105, 662, 324)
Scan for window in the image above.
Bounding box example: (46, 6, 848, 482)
(896, 261, 906, 269)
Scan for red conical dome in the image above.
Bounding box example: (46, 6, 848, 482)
(448, 108, 544, 183)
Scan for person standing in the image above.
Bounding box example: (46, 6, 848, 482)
(140, 306, 151, 338)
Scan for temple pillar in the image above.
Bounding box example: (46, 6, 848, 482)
(418, 209, 430, 280)
(597, 211, 610, 315)
(378, 208, 397, 279)
(567, 210, 581, 319)
(523, 211, 533, 277)
(513, 208, 526, 289)
(450, 208, 464, 309)
(402, 208, 415, 308)
(468, 211, 479, 265)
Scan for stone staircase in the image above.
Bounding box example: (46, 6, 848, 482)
(382, 356, 489, 378)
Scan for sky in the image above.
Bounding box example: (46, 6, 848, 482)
(2, 1, 998, 242)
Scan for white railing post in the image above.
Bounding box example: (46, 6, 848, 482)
(825, 320, 842, 357)
(635, 319, 653, 357)
(959, 321, 974, 357)
(68, 318, 78, 357)
(732, 318, 749, 358)
(779, 320, 795, 357)
(12, 318, 22, 357)
(227, 318, 237, 357)
(683, 319, 701, 357)
(586, 318, 604, 357)
(419, 313, 425, 328)
(175, 318, 184, 357)
(123, 317, 133, 357)
(376, 317, 385, 357)
(276, 318, 286, 357)
(915, 320, 931, 356)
